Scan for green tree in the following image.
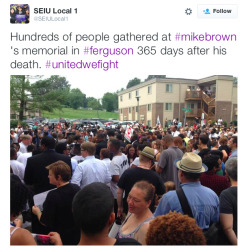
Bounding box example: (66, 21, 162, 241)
(11, 75, 72, 120)
(87, 97, 102, 110)
(144, 75, 166, 81)
(126, 77, 141, 89)
(30, 76, 70, 112)
(68, 88, 86, 109)
(102, 92, 118, 112)
(10, 75, 31, 121)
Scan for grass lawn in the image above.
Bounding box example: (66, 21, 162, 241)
(41, 108, 119, 120)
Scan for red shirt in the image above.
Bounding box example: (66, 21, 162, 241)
(200, 170, 230, 196)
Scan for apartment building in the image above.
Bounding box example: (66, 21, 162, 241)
(118, 75, 237, 127)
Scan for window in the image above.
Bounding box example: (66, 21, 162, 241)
(147, 104, 152, 111)
(129, 107, 132, 113)
(120, 109, 123, 114)
(147, 120, 151, 127)
(120, 95, 123, 102)
(129, 92, 132, 99)
(187, 103, 195, 109)
(136, 90, 139, 97)
(165, 103, 172, 111)
(166, 84, 173, 92)
(148, 86, 152, 94)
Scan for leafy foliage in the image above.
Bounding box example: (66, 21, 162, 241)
(126, 77, 141, 89)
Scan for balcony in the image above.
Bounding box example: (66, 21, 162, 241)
(185, 109, 202, 118)
(185, 90, 202, 100)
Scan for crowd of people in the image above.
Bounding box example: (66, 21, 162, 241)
(10, 119, 238, 245)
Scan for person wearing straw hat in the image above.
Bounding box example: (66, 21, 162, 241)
(154, 152, 219, 230)
(117, 147, 165, 217)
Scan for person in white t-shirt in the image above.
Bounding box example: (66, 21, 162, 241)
(17, 144, 35, 168)
(108, 139, 129, 217)
(100, 148, 112, 187)
(10, 147, 25, 182)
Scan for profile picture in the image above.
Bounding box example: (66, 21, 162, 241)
(10, 4, 30, 24)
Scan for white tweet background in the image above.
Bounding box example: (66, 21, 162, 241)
(3, 0, 249, 250)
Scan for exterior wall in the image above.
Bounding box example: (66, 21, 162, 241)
(215, 101, 232, 123)
(123, 108, 128, 121)
(232, 104, 237, 121)
(216, 80, 233, 101)
(232, 85, 237, 104)
(139, 105, 147, 124)
(152, 103, 164, 126)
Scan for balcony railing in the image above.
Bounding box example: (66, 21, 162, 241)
(185, 90, 202, 99)
(185, 109, 202, 117)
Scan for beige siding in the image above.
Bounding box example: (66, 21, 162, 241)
(216, 80, 233, 101)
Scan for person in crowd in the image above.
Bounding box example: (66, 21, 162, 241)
(155, 152, 219, 230)
(200, 154, 230, 196)
(108, 139, 129, 217)
(211, 139, 219, 150)
(24, 136, 72, 234)
(174, 136, 186, 153)
(71, 142, 111, 188)
(95, 133, 107, 159)
(187, 139, 196, 152)
(19, 135, 32, 153)
(130, 144, 146, 168)
(210, 150, 226, 176)
(10, 147, 25, 182)
(117, 147, 165, 216)
(57, 133, 67, 143)
(10, 129, 18, 145)
(32, 161, 80, 245)
(170, 125, 180, 137)
(198, 134, 210, 153)
(228, 136, 237, 158)
(117, 181, 155, 244)
(156, 134, 183, 187)
(55, 142, 78, 176)
(17, 144, 35, 168)
(152, 139, 163, 162)
(220, 158, 237, 245)
(24, 136, 72, 195)
(146, 211, 206, 245)
(10, 176, 36, 245)
(164, 181, 176, 192)
(219, 136, 230, 162)
(49, 182, 141, 245)
(71, 143, 85, 163)
(127, 145, 137, 166)
(100, 148, 111, 169)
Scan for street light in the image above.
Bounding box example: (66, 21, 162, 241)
(135, 96, 140, 123)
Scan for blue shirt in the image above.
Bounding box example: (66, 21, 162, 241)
(71, 156, 111, 188)
(154, 182, 219, 229)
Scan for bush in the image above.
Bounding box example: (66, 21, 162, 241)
(222, 121, 227, 127)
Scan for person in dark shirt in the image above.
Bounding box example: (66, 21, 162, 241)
(49, 182, 141, 245)
(220, 157, 237, 245)
(117, 147, 165, 216)
(95, 133, 107, 159)
(32, 161, 80, 245)
(200, 154, 230, 196)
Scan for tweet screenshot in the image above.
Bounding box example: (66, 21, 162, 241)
(5, 0, 248, 248)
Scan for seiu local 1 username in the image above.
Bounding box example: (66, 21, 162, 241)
(34, 8, 77, 14)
